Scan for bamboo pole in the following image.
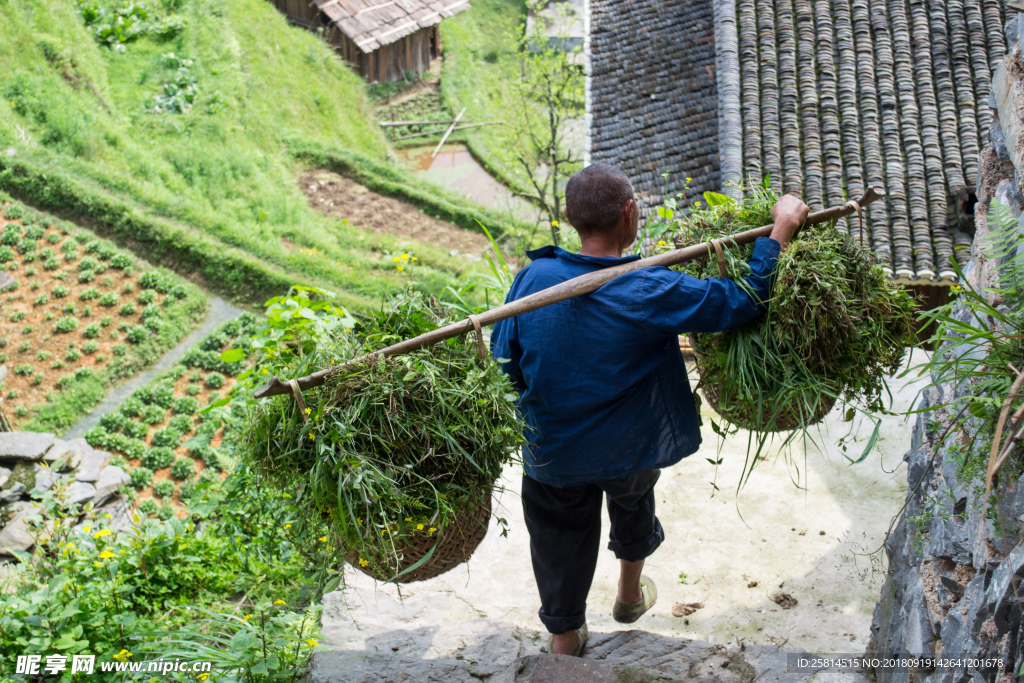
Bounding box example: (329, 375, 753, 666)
(253, 188, 886, 399)
(431, 107, 466, 158)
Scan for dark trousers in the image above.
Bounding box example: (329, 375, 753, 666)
(520, 469, 664, 634)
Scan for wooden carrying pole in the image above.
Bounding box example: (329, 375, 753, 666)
(431, 107, 466, 158)
(254, 188, 885, 399)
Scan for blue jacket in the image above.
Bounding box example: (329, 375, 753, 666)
(490, 237, 781, 487)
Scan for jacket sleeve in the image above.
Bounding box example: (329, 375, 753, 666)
(641, 237, 781, 335)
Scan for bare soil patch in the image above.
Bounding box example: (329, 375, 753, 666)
(299, 170, 490, 255)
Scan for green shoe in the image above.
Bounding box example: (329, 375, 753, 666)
(612, 576, 657, 624)
(547, 622, 588, 657)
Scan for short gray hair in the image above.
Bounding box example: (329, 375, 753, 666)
(564, 163, 634, 234)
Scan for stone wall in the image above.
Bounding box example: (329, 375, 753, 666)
(866, 15, 1024, 683)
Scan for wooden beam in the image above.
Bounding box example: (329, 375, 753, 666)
(392, 122, 503, 140)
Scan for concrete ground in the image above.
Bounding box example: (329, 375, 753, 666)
(319, 350, 927, 670)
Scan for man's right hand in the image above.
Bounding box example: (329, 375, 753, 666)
(769, 195, 810, 246)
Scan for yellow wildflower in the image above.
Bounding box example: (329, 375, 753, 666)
(242, 614, 253, 622)
(274, 599, 286, 605)
(319, 536, 327, 543)
(410, 256, 417, 261)
(99, 550, 114, 559)
(429, 527, 437, 535)
(82, 524, 92, 533)
(104, 513, 112, 519)
(695, 201, 702, 207)
(404, 517, 412, 522)
(198, 674, 210, 681)
(304, 407, 311, 415)
(262, 368, 269, 375)
(93, 529, 111, 539)
(308, 433, 315, 440)
(305, 639, 318, 647)
(113, 650, 132, 662)
(686, 177, 692, 182)
(285, 523, 292, 529)
(64, 542, 75, 550)
(417, 523, 424, 531)
(93, 561, 102, 567)
(397, 266, 405, 272)
(359, 558, 369, 567)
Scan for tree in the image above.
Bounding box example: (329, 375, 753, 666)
(503, 2, 584, 246)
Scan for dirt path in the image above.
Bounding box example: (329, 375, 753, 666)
(300, 170, 490, 255)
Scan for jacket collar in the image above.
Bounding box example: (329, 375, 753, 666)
(525, 245, 642, 267)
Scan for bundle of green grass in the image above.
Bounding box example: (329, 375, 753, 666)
(657, 186, 917, 443)
(242, 291, 523, 583)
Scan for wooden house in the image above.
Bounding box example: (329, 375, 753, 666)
(269, 0, 470, 83)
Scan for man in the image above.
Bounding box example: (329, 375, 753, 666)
(491, 163, 809, 656)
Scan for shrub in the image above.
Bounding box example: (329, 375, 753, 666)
(8, 311, 24, 322)
(172, 396, 199, 416)
(111, 343, 127, 357)
(42, 258, 59, 271)
(137, 498, 159, 516)
(122, 281, 135, 294)
(54, 316, 78, 333)
(170, 458, 195, 481)
(64, 347, 82, 362)
(52, 285, 69, 298)
(61, 241, 77, 259)
(80, 288, 101, 301)
(61, 302, 76, 315)
(129, 467, 154, 489)
(3, 204, 23, 220)
(18, 341, 29, 353)
(33, 294, 48, 306)
(44, 232, 60, 245)
(141, 446, 175, 470)
(143, 317, 161, 333)
(204, 372, 226, 389)
(0, 247, 15, 265)
(78, 270, 95, 284)
(119, 303, 137, 316)
(151, 428, 183, 449)
(153, 479, 175, 499)
(0, 338, 6, 348)
(126, 326, 148, 344)
(98, 292, 118, 306)
(137, 289, 157, 305)
(123, 420, 149, 440)
(14, 406, 28, 418)
(0, 353, 6, 363)
(82, 340, 99, 354)
(36, 350, 51, 361)
(140, 383, 176, 408)
(168, 284, 189, 300)
(100, 316, 112, 327)
(82, 323, 101, 339)
(5, 389, 16, 399)
(81, 305, 92, 318)
(12, 365, 30, 377)
(21, 325, 32, 335)
(142, 404, 166, 424)
(99, 411, 129, 432)
(111, 253, 132, 269)
(50, 360, 63, 370)
(168, 414, 192, 433)
(185, 383, 201, 396)
(24, 224, 45, 240)
(139, 271, 173, 292)
(0, 232, 19, 248)
(140, 304, 160, 320)
(117, 322, 131, 332)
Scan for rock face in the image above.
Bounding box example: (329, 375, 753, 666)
(0, 432, 55, 461)
(867, 22, 1024, 681)
(75, 449, 110, 483)
(92, 465, 130, 507)
(0, 502, 39, 554)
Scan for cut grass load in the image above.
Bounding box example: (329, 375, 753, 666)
(654, 185, 917, 485)
(241, 288, 523, 583)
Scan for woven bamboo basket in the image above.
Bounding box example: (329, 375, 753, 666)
(689, 335, 836, 432)
(343, 494, 492, 583)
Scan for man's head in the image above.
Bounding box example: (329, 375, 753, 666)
(564, 164, 638, 253)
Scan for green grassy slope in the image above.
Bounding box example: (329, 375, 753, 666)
(440, 0, 529, 193)
(0, 0, 509, 308)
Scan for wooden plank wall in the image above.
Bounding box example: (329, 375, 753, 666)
(268, 1, 440, 84)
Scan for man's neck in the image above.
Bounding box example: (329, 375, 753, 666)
(577, 235, 623, 258)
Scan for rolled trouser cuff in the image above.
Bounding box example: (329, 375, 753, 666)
(539, 609, 587, 635)
(607, 517, 664, 562)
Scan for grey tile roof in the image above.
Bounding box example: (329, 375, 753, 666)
(313, 0, 469, 52)
(588, 0, 1009, 282)
(722, 0, 1009, 282)
(589, 0, 720, 220)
